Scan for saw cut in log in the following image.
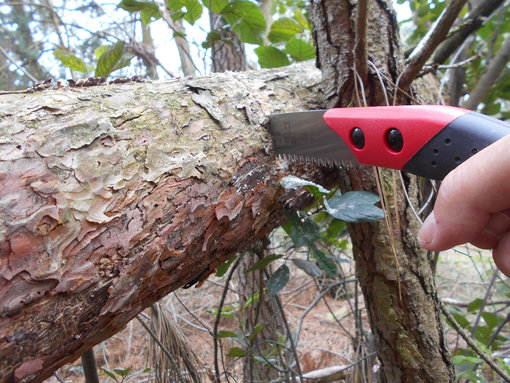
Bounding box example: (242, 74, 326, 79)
(0, 62, 337, 382)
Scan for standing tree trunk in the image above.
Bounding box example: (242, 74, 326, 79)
(310, 1, 455, 382)
(210, 13, 247, 73)
(0, 63, 335, 383)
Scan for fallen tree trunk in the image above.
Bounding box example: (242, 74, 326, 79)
(0, 62, 334, 382)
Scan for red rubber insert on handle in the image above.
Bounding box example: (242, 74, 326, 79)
(323, 105, 469, 170)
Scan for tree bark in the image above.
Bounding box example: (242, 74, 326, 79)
(310, 1, 454, 382)
(0, 62, 335, 383)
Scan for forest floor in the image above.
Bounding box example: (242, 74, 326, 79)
(45, 244, 508, 383)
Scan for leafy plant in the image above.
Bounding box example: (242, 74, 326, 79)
(54, 42, 133, 78)
(100, 367, 152, 383)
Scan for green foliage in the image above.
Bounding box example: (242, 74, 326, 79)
(290, 258, 322, 277)
(95, 42, 132, 78)
(117, 0, 161, 23)
(267, 264, 290, 295)
(221, 1, 266, 44)
(446, 295, 510, 381)
(167, 0, 203, 24)
(284, 37, 316, 61)
(324, 191, 385, 223)
(245, 254, 284, 273)
(53, 50, 90, 73)
(226, 346, 247, 357)
(268, 17, 302, 43)
(100, 367, 151, 383)
(216, 255, 237, 277)
(54, 42, 132, 78)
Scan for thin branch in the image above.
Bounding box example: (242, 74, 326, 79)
(440, 302, 510, 382)
(354, 0, 369, 84)
(135, 315, 175, 361)
(397, 0, 468, 95)
(462, 35, 510, 110)
(159, 5, 199, 76)
(0, 45, 39, 82)
(212, 255, 243, 383)
(431, 0, 505, 65)
(419, 54, 480, 77)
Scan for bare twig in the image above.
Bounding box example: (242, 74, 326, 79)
(462, 35, 510, 110)
(471, 270, 499, 337)
(159, 5, 199, 76)
(354, 0, 369, 84)
(397, 0, 468, 95)
(419, 54, 480, 77)
(440, 302, 510, 382)
(431, 0, 505, 65)
(212, 255, 243, 383)
(0, 45, 39, 82)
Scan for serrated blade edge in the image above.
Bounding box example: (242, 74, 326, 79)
(268, 110, 356, 167)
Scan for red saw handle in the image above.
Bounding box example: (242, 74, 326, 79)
(323, 105, 510, 180)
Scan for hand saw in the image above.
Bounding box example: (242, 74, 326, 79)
(268, 105, 510, 180)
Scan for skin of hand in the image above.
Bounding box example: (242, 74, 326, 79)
(418, 133, 510, 277)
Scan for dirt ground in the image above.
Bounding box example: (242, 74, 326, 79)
(45, 244, 509, 382)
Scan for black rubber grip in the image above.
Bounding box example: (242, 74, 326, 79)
(403, 111, 510, 180)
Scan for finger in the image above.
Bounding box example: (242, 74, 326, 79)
(492, 232, 510, 277)
(419, 134, 510, 251)
(470, 211, 510, 249)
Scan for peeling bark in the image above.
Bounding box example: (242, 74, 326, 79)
(310, 1, 454, 381)
(0, 63, 335, 383)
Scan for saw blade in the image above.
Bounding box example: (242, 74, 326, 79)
(268, 110, 356, 167)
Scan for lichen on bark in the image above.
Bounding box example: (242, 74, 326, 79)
(0, 62, 336, 382)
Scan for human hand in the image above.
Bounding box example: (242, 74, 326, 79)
(418, 133, 510, 276)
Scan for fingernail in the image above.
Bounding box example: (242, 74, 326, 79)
(418, 212, 436, 248)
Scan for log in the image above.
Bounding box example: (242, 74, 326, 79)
(0, 62, 334, 382)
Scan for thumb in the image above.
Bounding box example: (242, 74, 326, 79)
(493, 233, 510, 277)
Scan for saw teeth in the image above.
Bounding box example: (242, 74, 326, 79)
(277, 154, 342, 168)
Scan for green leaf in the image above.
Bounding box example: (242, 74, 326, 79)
(267, 264, 290, 295)
(283, 211, 321, 248)
(94, 46, 108, 60)
(268, 17, 302, 43)
(221, 1, 266, 44)
(53, 49, 89, 73)
(95, 41, 126, 77)
(467, 298, 483, 312)
(481, 312, 500, 330)
(202, 0, 228, 13)
(243, 291, 260, 308)
(250, 323, 265, 339)
(293, 10, 310, 30)
(245, 254, 284, 273)
(118, 0, 161, 23)
(323, 219, 347, 246)
(216, 255, 237, 277)
(182, 0, 203, 24)
(202, 30, 222, 48)
(217, 330, 238, 338)
(142, 368, 152, 373)
(451, 312, 470, 329)
(100, 368, 117, 380)
(285, 37, 316, 61)
(291, 258, 322, 277)
(452, 355, 484, 365)
(226, 346, 247, 357)
(255, 46, 290, 68)
(324, 191, 384, 222)
(313, 249, 337, 278)
(113, 367, 131, 377)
